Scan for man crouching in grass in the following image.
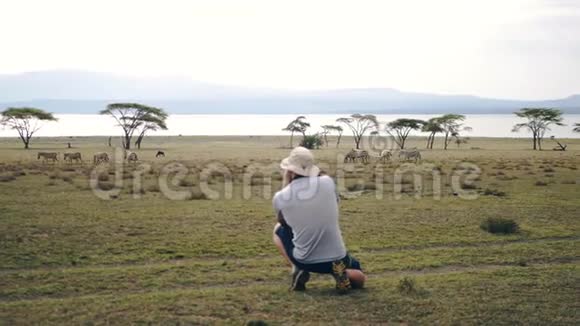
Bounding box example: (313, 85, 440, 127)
(272, 147, 367, 292)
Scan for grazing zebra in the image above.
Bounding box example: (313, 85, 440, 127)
(37, 152, 58, 163)
(378, 149, 393, 162)
(127, 152, 138, 163)
(399, 150, 422, 162)
(344, 149, 369, 163)
(93, 152, 110, 164)
(63, 152, 82, 164)
(155, 151, 165, 158)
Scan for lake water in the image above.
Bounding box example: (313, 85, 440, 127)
(1, 114, 579, 138)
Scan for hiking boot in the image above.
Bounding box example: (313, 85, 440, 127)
(332, 259, 351, 294)
(290, 267, 310, 291)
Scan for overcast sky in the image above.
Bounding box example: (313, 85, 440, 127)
(0, 0, 578, 100)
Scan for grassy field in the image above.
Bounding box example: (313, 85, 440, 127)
(0, 135, 579, 325)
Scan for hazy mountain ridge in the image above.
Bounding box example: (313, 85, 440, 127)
(1, 71, 579, 114)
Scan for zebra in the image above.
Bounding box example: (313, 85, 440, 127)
(344, 149, 369, 163)
(93, 152, 110, 164)
(37, 152, 58, 163)
(63, 152, 82, 164)
(127, 152, 138, 164)
(399, 150, 422, 162)
(378, 149, 393, 162)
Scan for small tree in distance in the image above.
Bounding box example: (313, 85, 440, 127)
(385, 118, 425, 149)
(435, 114, 471, 150)
(422, 118, 444, 149)
(321, 125, 343, 148)
(0, 107, 57, 149)
(512, 108, 564, 150)
(336, 114, 378, 149)
(100, 103, 167, 150)
(573, 123, 580, 133)
(282, 116, 310, 148)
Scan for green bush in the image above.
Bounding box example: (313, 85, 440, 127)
(299, 134, 323, 149)
(397, 277, 416, 294)
(480, 217, 519, 234)
(481, 188, 507, 197)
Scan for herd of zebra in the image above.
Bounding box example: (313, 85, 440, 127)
(37, 148, 417, 165)
(344, 148, 422, 163)
(36, 150, 166, 164)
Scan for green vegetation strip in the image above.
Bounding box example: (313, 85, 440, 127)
(1, 239, 577, 302)
(1, 264, 577, 325)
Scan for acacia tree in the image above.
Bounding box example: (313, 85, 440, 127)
(282, 116, 310, 148)
(336, 114, 378, 149)
(100, 103, 167, 150)
(385, 118, 425, 149)
(134, 113, 168, 149)
(0, 107, 57, 149)
(512, 108, 564, 150)
(573, 123, 580, 133)
(421, 118, 444, 149)
(321, 125, 343, 148)
(435, 114, 471, 150)
(320, 125, 331, 147)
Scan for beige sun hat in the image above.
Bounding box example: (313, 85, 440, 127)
(280, 146, 320, 177)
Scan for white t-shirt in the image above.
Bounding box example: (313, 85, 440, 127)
(273, 175, 347, 263)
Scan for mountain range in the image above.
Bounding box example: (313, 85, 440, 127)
(1, 70, 579, 114)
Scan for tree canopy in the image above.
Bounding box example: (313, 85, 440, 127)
(421, 118, 445, 149)
(134, 112, 169, 149)
(385, 118, 425, 149)
(321, 125, 343, 148)
(0, 107, 57, 149)
(433, 114, 470, 150)
(100, 103, 168, 150)
(282, 116, 310, 148)
(336, 114, 378, 149)
(512, 108, 564, 150)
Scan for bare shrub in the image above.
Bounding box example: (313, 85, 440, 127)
(98, 174, 110, 182)
(98, 182, 116, 191)
(481, 188, 507, 197)
(398, 277, 417, 295)
(0, 175, 17, 182)
(147, 184, 161, 192)
(189, 189, 208, 200)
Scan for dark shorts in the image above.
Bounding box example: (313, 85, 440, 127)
(275, 225, 362, 274)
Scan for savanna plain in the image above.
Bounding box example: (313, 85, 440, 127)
(0, 135, 579, 325)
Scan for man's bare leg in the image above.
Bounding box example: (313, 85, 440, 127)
(273, 223, 292, 267)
